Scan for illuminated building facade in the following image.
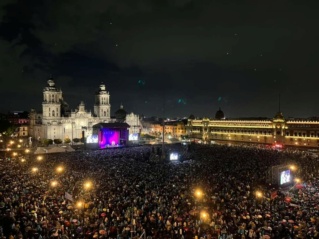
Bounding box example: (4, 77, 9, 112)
(29, 78, 111, 142)
(7, 111, 30, 137)
(186, 109, 319, 148)
(126, 112, 142, 136)
(145, 119, 187, 139)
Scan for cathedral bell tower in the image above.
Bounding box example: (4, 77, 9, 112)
(94, 83, 111, 121)
(42, 78, 63, 122)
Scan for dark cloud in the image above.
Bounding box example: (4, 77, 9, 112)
(0, 0, 319, 117)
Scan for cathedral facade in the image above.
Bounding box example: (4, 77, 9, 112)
(29, 79, 112, 142)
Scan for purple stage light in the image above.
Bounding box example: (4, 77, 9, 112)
(99, 129, 120, 149)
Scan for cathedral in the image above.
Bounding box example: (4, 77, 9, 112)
(29, 78, 113, 142)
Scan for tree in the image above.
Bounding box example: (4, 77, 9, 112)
(54, 139, 62, 144)
(73, 138, 80, 143)
(0, 119, 16, 137)
(0, 120, 11, 133)
(43, 139, 53, 146)
(64, 138, 71, 144)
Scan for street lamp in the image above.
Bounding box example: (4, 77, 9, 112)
(195, 189, 203, 199)
(51, 180, 58, 188)
(289, 165, 297, 172)
(200, 211, 209, 221)
(255, 190, 263, 199)
(76, 200, 85, 221)
(76, 201, 84, 209)
(25, 149, 30, 160)
(21, 158, 26, 163)
(37, 156, 43, 161)
(83, 181, 93, 190)
(31, 167, 39, 173)
(56, 166, 64, 174)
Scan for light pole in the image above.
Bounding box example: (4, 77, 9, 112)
(194, 188, 204, 226)
(71, 122, 75, 145)
(255, 190, 272, 212)
(25, 149, 30, 160)
(76, 201, 85, 225)
(161, 118, 165, 159)
(83, 180, 93, 204)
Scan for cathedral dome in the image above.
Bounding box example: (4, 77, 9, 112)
(115, 104, 127, 122)
(188, 114, 195, 120)
(215, 107, 224, 120)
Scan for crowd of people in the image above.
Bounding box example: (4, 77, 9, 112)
(0, 143, 319, 239)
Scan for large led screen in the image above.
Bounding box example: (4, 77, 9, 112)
(280, 170, 291, 185)
(170, 152, 179, 161)
(129, 133, 139, 141)
(86, 134, 98, 144)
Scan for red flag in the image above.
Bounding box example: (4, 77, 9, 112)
(270, 190, 277, 199)
(285, 197, 291, 203)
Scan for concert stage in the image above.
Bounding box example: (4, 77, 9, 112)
(86, 123, 130, 149)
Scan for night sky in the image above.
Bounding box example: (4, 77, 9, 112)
(0, 0, 319, 118)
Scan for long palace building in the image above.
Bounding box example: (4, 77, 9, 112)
(186, 108, 319, 148)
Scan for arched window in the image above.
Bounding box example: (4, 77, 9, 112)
(104, 111, 106, 116)
(52, 110, 55, 117)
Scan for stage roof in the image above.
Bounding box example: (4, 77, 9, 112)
(92, 122, 130, 129)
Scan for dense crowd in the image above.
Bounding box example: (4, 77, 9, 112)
(1, 143, 319, 239)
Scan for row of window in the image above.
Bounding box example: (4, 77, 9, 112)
(48, 108, 59, 117)
(286, 132, 319, 137)
(44, 94, 59, 103)
(101, 97, 109, 105)
(100, 110, 109, 117)
(209, 123, 272, 127)
(211, 129, 273, 135)
(288, 124, 319, 128)
(191, 128, 319, 138)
